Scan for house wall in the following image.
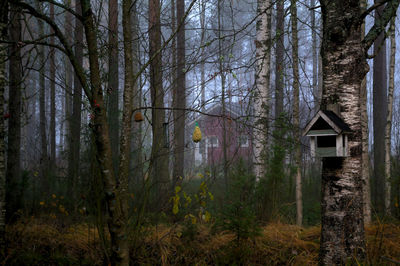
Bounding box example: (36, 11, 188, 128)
(202, 115, 252, 166)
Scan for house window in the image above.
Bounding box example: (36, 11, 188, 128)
(238, 135, 249, 147)
(207, 136, 219, 147)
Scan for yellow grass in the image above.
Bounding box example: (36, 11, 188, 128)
(5, 217, 400, 265)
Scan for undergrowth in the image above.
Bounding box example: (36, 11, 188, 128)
(4, 216, 400, 265)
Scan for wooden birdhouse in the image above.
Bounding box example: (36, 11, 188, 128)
(303, 110, 351, 157)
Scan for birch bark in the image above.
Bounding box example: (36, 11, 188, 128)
(319, 0, 399, 263)
(254, 0, 271, 181)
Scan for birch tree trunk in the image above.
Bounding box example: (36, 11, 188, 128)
(7, 4, 22, 219)
(360, 0, 371, 224)
(319, 2, 366, 261)
(254, 0, 272, 181)
(0, 2, 7, 256)
(385, 18, 396, 216)
(372, 0, 388, 214)
(319, 0, 399, 263)
(290, 0, 302, 227)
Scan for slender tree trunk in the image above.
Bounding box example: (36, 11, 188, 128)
(149, 0, 169, 205)
(199, 0, 206, 166)
(49, 3, 56, 169)
(67, 0, 83, 203)
(372, 0, 388, 215)
(173, 0, 186, 183)
(107, 0, 119, 174)
(291, 0, 302, 227)
(7, 4, 22, 220)
(275, 0, 284, 119)
(36, 1, 49, 196)
(64, 0, 72, 152)
(310, 0, 318, 109)
(79, 1, 129, 264)
(217, 0, 228, 186)
(131, 1, 143, 182)
(254, 0, 272, 180)
(0, 2, 8, 256)
(385, 18, 396, 216)
(360, 0, 371, 224)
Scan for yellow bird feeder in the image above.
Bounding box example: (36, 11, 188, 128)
(192, 122, 202, 143)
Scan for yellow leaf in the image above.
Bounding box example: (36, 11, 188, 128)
(175, 186, 181, 194)
(204, 211, 211, 222)
(52, 194, 56, 199)
(173, 204, 179, 215)
(208, 192, 214, 201)
(39, 201, 45, 206)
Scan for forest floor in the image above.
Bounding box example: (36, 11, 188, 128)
(4, 216, 400, 265)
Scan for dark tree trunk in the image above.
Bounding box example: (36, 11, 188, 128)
(67, 0, 83, 203)
(290, 0, 302, 227)
(130, 1, 143, 182)
(173, 0, 186, 183)
(6, 4, 22, 221)
(149, 0, 169, 206)
(64, 0, 73, 152)
(107, 0, 119, 174)
(274, 0, 284, 119)
(372, 0, 388, 215)
(49, 3, 56, 169)
(0, 1, 8, 257)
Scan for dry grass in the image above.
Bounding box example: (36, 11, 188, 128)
(4, 217, 400, 265)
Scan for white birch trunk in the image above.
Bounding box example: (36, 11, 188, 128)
(254, 0, 271, 180)
(385, 18, 396, 216)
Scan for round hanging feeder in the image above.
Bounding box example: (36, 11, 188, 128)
(192, 122, 202, 143)
(134, 112, 144, 122)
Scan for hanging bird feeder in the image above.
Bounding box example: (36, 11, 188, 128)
(134, 112, 144, 122)
(192, 122, 202, 143)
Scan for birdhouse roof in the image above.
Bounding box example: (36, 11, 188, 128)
(303, 110, 351, 137)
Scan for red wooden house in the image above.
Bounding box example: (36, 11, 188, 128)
(185, 102, 253, 170)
